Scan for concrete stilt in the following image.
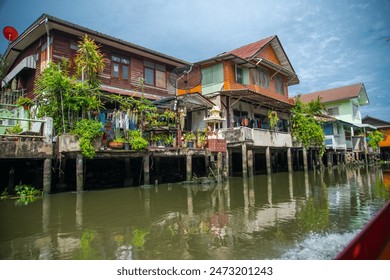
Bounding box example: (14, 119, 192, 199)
(287, 148, 293, 172)
(186, 154, 192, 182)
(302, 148, 308, 172)
(43, 158, 52, 195)
(76, 153, 84, 192)
(266, 146, 271, 175)
(143, 155, 150, 186)
(242, 143, 248, 177)
(247, 149, 254, 177)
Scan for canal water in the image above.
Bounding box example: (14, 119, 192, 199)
(0, 165, 389, 260)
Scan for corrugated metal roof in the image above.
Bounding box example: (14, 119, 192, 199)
(299, 83, 369, 105)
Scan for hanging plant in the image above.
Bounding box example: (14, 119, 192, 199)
(268, 110, 279, 130)
(72, 119, 103, 158)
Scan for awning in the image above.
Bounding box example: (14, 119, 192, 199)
(153, 92, 215, 111)
(100, 85, 161, 100)
(2, 55, 37, 87)
(215, 89, 294, 111)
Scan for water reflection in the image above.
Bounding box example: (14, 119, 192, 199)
(0, 165, 389, 260)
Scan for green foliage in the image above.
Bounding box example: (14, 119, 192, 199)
(184, 132, 196, 142)
(16, 96, 33, 107)
(5, 123, 22, 134)
(0, 55, 7, 83)
(127, 130, 148, 150)
(74, 35, 105, 87)
(367, 130, 384, 151)
(15, 184, 42, 197)
(291, 96, 325, 156)
(268, 110, 279, 130)
(132, 228, 149, 248)
(113, 128, 125, 143)
(72, 119, 103, 158)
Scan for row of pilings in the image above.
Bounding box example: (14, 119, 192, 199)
(0, 144, 378, 194)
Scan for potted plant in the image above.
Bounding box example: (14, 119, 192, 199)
(109, 129, 125, 149)
(196, 132, 207, 148)
(72, 119, 103, 158)
(162, 133, 174, 147)
(16, 96, 33, 110)
(184, 132, 196, 148)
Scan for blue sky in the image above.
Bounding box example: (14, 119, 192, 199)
(1, 0, 389, 120)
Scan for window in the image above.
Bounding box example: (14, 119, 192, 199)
(251, 68, 269, 89)
(327, 107, 339, 116)
(202, 63, 224, 85)
(111, 55, 130, 80)
(352, 104, 359, 120)
(236, 66, 243, 84)
(144, 61, 166, 88)
(275, 75, 284, 95)
(235, 65, 249, 85)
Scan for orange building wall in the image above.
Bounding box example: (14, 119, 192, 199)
(257, 45, 281, 65)
(222, 60, 290, 103)
(379, 128, 390, 147)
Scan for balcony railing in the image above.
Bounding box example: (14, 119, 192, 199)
(219, 127, 292, 147)
(325, 135, 365, 151)
(0, 89, 26, 105)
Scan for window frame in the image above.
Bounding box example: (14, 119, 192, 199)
(251, 67, 270, 89)
(111, 55, 130, 80)
(274, 75, 285, 95)
(143, 60, 166, 88)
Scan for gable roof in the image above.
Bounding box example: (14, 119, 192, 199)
(299, 83, 370, 106)
(362, 115, 390, 128)
(197, 35, 299, 86)
(226, 36, 274, 60)
(2, 14, 190, 75)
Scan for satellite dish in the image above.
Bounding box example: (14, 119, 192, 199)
(169, 64, 202, 90)
(3, 26, 18, 42)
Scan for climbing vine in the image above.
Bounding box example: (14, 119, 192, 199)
(291, 96, 325, 156)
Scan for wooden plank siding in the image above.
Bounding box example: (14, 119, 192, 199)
(49, 31, 177, 99)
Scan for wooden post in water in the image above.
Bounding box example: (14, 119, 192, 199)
(287, 148, 293, 172)
(43, 158, 52, 195)
(143, 155, 150, 186)
(186, 154, 192, 182)
(247, 149, 254, 177)
(228, 149, 232, 177)
(266, 146, 271, 175)
(242, 143, 248, 177)
(76, 153, 84, 192)
(205, 154, 210, 177)
(217, 152, 223, 182)
(302, 148, 308, 172)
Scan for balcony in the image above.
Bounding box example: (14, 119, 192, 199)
(325, 135, 365, 151)
(219, 127, 292, 147)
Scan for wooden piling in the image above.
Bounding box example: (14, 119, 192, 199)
(247, 149, 254, 177)
(186, 154, 192, 182)
(242, 143, 248, 177)
(302, 148, 308, 172)
(76, 153, 83, 192)
(287, 148, 293, 172)
(43, 158, 52, 195)
(143, 155, 150, 186)
(266, 146, 271, 175)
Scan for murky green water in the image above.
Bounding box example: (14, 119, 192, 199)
(1, 165, 389, 260)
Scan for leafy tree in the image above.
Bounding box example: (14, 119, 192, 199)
(291, 96, 325, 156)
(74, 35, 105, 87)
(367, 130, 384, 152)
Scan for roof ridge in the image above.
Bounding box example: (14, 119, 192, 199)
(303, 82, 363, 95)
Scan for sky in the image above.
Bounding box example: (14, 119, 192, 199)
(1, 0, 389, 121)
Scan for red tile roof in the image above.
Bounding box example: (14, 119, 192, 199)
(226, 36, 275, 59)
(299, 83, 364, 103)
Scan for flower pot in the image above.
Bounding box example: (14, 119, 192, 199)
(109, 141, 124, 149)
